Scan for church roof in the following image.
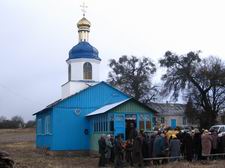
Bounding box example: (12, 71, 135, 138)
(33, 81, 129, 115)
(86, 99, 130, 117)
(33, 81, 157, 116)
(147, 102, 186, 116)
(68, 41, 101, 60)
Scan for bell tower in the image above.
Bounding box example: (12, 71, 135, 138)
(61, 3, 101, 99)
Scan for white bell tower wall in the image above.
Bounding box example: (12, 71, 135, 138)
(68, 58, 100, 81)
(61, 58, 100, 99)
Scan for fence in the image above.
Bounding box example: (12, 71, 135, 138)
(143, 153, 225, 161)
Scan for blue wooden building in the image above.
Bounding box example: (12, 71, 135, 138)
(33, 15, 156, 152)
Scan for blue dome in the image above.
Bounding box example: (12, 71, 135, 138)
(68, 42, 101, 60)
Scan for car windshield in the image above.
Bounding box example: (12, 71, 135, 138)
(209, 126, 219, 132)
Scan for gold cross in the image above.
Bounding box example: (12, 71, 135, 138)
(80, 1, 88, 17)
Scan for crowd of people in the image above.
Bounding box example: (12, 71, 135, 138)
(98, 126, 225, 167)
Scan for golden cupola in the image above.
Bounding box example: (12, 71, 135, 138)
(77, 17, 91, 42)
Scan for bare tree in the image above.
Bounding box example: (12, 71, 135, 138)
(108, 55, 158, 103)
(160, 51, 225, 128)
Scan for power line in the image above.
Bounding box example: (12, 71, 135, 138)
(0, 82, 45, 106)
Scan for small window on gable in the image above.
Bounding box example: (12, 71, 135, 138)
(83, 62, 92, 80)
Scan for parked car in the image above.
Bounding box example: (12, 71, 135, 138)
(209, 125, 225, 137)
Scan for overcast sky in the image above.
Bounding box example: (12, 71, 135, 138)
(0, 0, 225, 121)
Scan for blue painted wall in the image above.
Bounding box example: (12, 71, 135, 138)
(36, 109, 53, 149)
(37, 82, 129, 151)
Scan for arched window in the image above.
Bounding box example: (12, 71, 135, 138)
(83, 62, 92, 80)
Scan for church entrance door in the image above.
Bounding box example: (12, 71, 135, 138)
(125, 114, 137, 140)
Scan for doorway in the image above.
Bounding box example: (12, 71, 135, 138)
(171, 119, 177, 128)
(125, 114, 137, 140)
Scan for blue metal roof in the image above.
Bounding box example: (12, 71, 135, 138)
(68, 42, 101, 60)
(33, 81, 130, 115)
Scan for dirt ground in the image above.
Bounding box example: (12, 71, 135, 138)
(0, 129, 225, 168)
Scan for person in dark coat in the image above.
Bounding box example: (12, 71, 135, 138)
(149, 133, 156, 158)
(142, 134, 150, 166)
(218, 134, 225, 153)
(169, 134, 181, 161)
(105, 134, 113, 164)
(183, 132, 193, 162)
(211, 131, 218, 154)
(133, 133, 143, 167)
(98, 135, 106, 167)
(176, 130, 185, 156)
(110, 136, 115, 163)
(193, 129, 202, 160)
(114, 135, 124, 168)
(127, 123, 138, 140)
(152, 132, 168, 165)
(125, 139, 133, 166)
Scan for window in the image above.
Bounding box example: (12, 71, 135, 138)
(45, 115, 51, 134)
(220, 127, 225, 132)
(161, 117, 165, 124)
(145, 115, 152, 130)
(37, 118, 42, 135)
(83, 62, 92, 80)
(139, 114, 144, 131)
(68, 64, 71, 81)
(183, 117, 187, 125)
(153, 117, 157, 127)
(93, 115, 109, 133)
(109, 115, 114, 132)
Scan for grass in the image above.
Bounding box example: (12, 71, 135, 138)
(0, 129, 225, 167)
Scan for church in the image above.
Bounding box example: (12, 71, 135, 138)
(33, 11, 156, 152)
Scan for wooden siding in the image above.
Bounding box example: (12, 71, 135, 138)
(49, 82, 129, 150)
(108, 100, 151, 113)
(36, 109, 53, 149)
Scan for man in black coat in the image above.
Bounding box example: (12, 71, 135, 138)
(183, 132, 193, 161)
(133, 133, 143, 167)
(98, 135, 106, 167)
(114, 135, 124, 168)
(193, 130, 202, 160)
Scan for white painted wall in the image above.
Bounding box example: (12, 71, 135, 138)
(67, 58, 100, 82)
(61, 58, 101, 99)
(61, 80, 99, 99)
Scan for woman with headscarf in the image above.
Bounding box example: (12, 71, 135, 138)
(201, 130, 213, 160)
(169, 134, 181, 161)
(105, 134, 113, 165)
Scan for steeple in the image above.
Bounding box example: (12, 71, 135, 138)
(77, 17, 91, 42)
(77, 2, 90, 42)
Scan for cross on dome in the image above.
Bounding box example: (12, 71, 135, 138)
(80, 1, 88, 17)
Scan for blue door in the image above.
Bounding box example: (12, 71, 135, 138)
(114, 114, 125, 140)
(171, 119, 177, 128)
